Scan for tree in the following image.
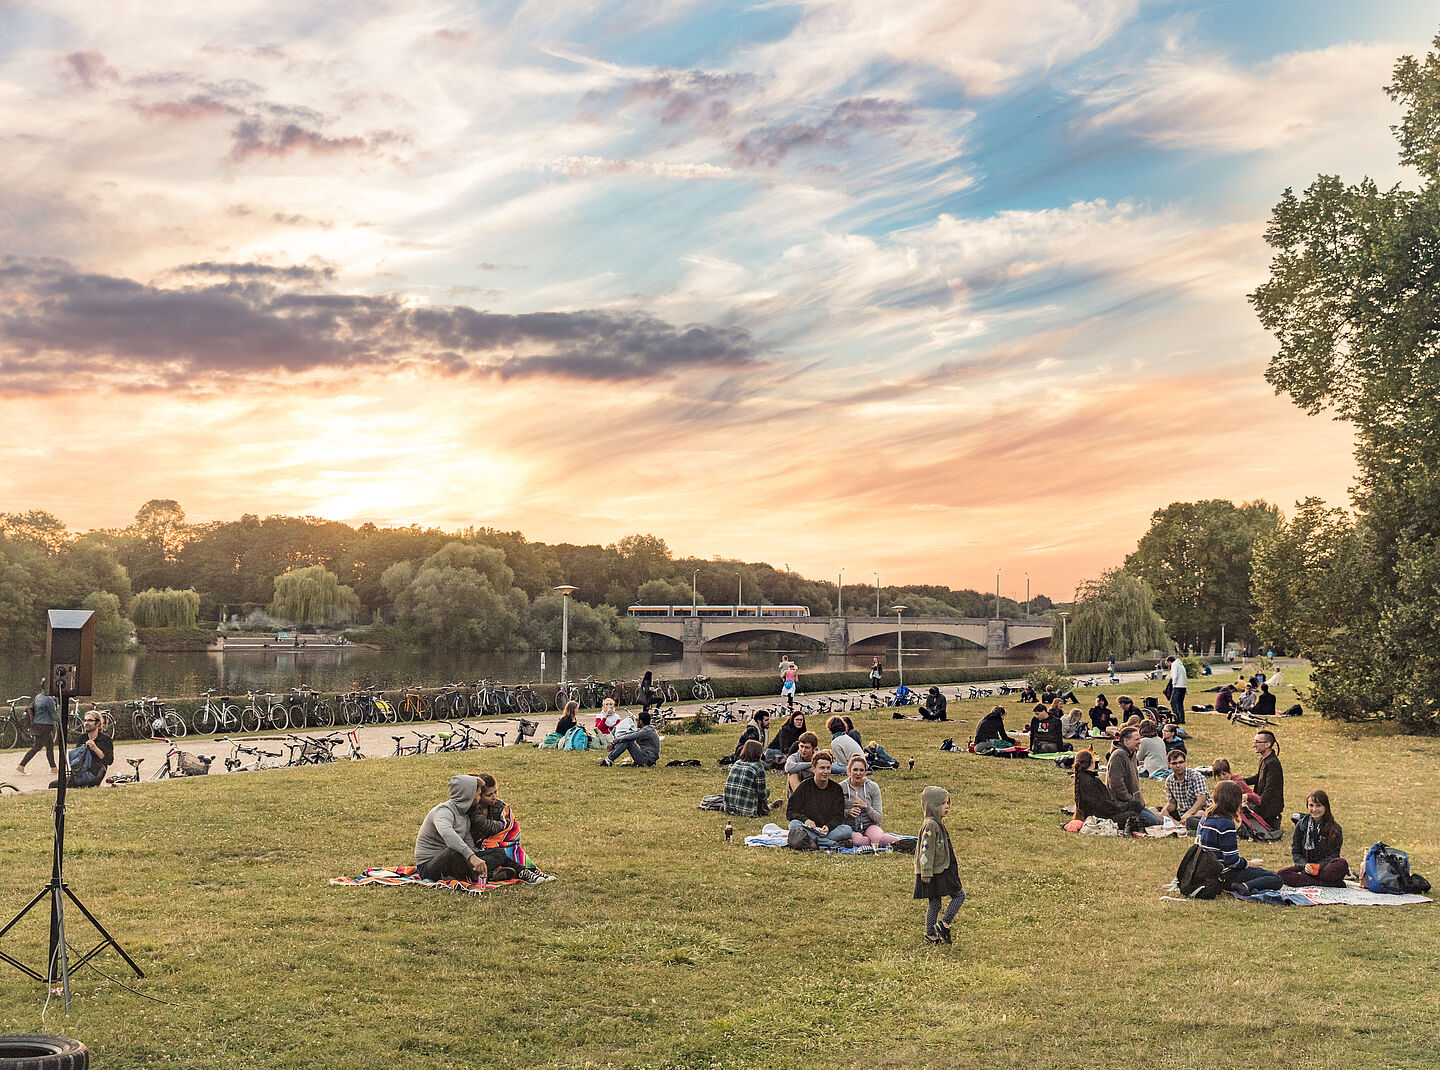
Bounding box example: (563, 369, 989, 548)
(132, 588, 201, 628)
(637, 578, 700, 606)
(1124, 500, 1280, 652)
(387, 542, 529, 648)
(1249, 33, 1440, 730)
(1056, 570, 1171, 663)
(0, 510, 70, 553)
(82, 591, 135, 651)
(269, 565, 361, 626)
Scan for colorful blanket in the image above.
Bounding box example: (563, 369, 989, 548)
(1234, 884, 1433, 907)
(329, 866, 523, 896)
(742, 822, 911, 854)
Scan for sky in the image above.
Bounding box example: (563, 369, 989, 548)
(2, 1, 1436, 600)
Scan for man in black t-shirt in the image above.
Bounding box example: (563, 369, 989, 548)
(55, 710, 113, 788)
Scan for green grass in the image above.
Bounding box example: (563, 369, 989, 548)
(1, 672, 1438, 1068)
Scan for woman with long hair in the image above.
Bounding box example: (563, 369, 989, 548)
(772, 710, 807, 755)
(1276, 789, 1348, 887)
(841, 754, 901, 848)
(1197, 781, 1283, 894)
(1072, 749, 1138, 822)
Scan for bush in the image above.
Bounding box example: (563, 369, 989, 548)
(1024, 666, 1075, 694)
(136, 625, 217, 651)
(679, 711, 714, 734)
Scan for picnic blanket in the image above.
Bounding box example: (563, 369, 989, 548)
(1064, 817, 1183, 838)
(329, 866, 524, 896)
(1234, 884, 1433, 907)
(743, 822, 911, 854)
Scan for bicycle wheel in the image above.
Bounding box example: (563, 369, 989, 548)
(313, 700, 335, 728)
(665, 684, 679, 703)
(0, 719, 17, 750)
(515, 691, 533, 715)
(240, 706, 262, 733)
(164, 710, 188, 738)
(345, 699, 364, 726)
(288, 703, 307, 731)
(194, 705, 216, 735)
(98, 709, 116, 736)
(692, 684, 706, 700)
(400, 696, 418, 724)
(380, 700, 398, 724)
(131, 710, 149, 740)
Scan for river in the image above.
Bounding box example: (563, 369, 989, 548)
(0, 646, 1015, 704)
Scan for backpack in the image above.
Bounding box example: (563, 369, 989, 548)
(1363, 842, 1432, 895)
(1175, 842, 1226, 899)
(1237, 810, 1284, 842)
(560, 726, 591, 751)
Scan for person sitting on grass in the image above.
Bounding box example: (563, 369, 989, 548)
(1115, 695, 1140, 721)
(915, 786, 964, 945)
(1215, 684, 1237, 717)
(1062, 706, 1089, 740)
(973, 705, 1016, 749)
(1160, 749, 1210, 830)
(786, 749, 851, 849)
(771, 710, 807, 760)
(1091, 695, 1118, 737)
(555, 699, 580, 738)
(840, 753, 901, 849)
(1026, 703, 1070, 755)
(1245, 730, 1285, 828)
(785, 732, 820, 793)
(594, 698, 620, 742)
(57, 710, 113, 789)
(599, 711, 660, 767)
(415, 774, 488, 883)
(1161, 723, 1186, 756)
(1252, 682, 1277, 719)
(1107, 727, 1161, 826)
(921, 686, 949, 721)
(469, 772, 552, 884)
(1072, 749, 1141, 823)
(1136, 721, 1168, 777)
(1276, 789, 1349, 887)
(721, 709, 771, 766)
(1197, 781, 1284, 894)
(1209, 757, 1263, 810)
(826, 715, 864, 773)
(722, 740, 772, 819)
(1235, 683, 1258, 714)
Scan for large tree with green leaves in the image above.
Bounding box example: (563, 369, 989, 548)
(1123, 499, 1280, 652)
(1248, 33, 1440, 730)
(269, 565, 361, 626)
(1055, 569, 1171, 663)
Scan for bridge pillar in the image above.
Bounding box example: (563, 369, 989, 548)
(682, 616, 703, 652)
(986, 620, 1007, 657)
(827, 618, 849, 654)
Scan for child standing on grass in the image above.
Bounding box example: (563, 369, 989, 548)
(914, 786, 964, 944)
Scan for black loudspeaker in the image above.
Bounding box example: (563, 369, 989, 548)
(45, 609, 95, 698)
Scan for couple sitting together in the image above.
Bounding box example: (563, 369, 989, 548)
(415, 772, 553, 885)
(785, 747, 902, 850)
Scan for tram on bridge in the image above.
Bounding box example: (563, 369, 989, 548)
(627, 604, 811, 619)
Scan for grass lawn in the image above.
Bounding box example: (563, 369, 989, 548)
(1, 671, 1438, 1068)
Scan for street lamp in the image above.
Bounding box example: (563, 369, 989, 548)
(995, 569, 1002, 619)
(1025, 571, 1030, 618)
(874, 572, 880, 617)
(892, 605, 908, 686)
(837, 567, 844, 618)
(554, 585, 578, 687)
(692, 569, 699, 617)
(1058, 610, 1070, 671)
(735, 572, 742, 617)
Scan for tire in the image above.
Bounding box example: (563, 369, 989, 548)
(0, 1032, 91, 1068)
(240, 706, 262, 734)
(515, 692, 533, 715)
(430, 695, 449, 720)
(288, 704, 307, 731)
(194, 707, 216, 735)
(265, 704, 286, 731)
(313, 701, 335, 728)
(666, 685, 679, 703)
(219, 704, 238, 732)
(165, 710, 187, 738)
(400, 696, 418, 724)
(345, 700, 363, 726)
(98, 710, 116, 736)
(692, 684, 705, 700)
(0, 720, 17, 750)
(131, 711, 149, 740)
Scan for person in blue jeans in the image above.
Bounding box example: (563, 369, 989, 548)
(1197, 781, 1283, 894)
(54, 710, 113, 789)
(785, 750, 852, 849)
(599, 711, 660, 767)
(1107, 726, 1163, 827)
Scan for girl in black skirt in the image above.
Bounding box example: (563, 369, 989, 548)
(914, 785, 965, 944)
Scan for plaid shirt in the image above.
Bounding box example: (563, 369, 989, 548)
(722, 760, 770, 818)
(1164, 768, 1210, 814)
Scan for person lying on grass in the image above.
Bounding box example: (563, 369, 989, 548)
(915, 786, 964, 945)
(599, 711, 660, 767)
(468, 772, 553, 884)
(786, 750, 852, 849)
(1107, 727, 1162, 827)
(840, 753, 901, 848)
(1276, 789, 1349, 887)
(785, 732, 820, 794)
(720, 708, 771, 766)
(1072, 749, 1143, 823)
(721, 739, 772, 819)
(415, 774, 488, 884)
(1196, 781, 1283, 894)
(1160, 750, 1210, 831)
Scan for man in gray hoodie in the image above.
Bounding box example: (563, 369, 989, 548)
(599, 710, 661, 767)
(415, 774, 487, 882)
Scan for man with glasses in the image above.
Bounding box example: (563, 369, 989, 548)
(56, 711, 114, 789)
(1160, 749, 1210, 831)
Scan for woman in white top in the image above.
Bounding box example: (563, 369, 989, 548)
(826, 715, 863, 773)
(840, 754, 900, 848)
(1136, 720, 1168, 777)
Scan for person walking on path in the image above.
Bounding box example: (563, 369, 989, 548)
(779, 656, 799, 709)
(16, 681, 58, 777)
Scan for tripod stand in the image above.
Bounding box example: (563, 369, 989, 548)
(0, 681, 143, 1011)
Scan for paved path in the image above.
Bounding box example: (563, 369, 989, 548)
(1, 667, 1187, 796)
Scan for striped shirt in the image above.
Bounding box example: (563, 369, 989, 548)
(1197, 816, 1241, 869)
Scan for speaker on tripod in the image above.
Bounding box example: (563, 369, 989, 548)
(0, 610, 142, 1012)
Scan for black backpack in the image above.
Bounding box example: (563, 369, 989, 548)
(1176, 843, 1227, 899)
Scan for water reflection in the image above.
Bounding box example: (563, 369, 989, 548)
(0, 645, 1011, 702)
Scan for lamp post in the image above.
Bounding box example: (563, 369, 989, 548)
(837, 567, 844, 618)
(1059, 611, 1070, 671)
(892, 605, 908, 686)
(874, 572, 880, 617)
(735, 572, 742, 617)
(553, 585, 577, 687)
(995, 569, 1002, 618)
(1025, 571, 1030, 618)
(692, 569, 699, 617)
(1220, 622, 1226, 660)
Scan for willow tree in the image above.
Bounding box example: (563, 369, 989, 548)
(1249, 32, 1440, 730)
(132, 587, 201, 628)
(1055, 569, 1170, 663)
(269, 565, 361, 626)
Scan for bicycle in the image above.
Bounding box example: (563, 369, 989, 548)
(1, 696, 30, 750)
(435, 720, 487, 752)
(398, 687, 428, 723)
(129, 697, 187, 740)
(193, 689, 241, 735)
(149, 739, 213, 780)
(692, 675, 715, 701)
(286, 685, 334, 730)
(553, 683, 580, 711)
(283, 734, 338, 765)
(216, 736, 283, 773)
(73, 701, 117, 738)
(107, 757, 146, 785)
(239, 691, 265, 733)
(391, 732, 436, 757)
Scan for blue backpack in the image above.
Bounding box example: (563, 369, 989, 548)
(560, 726, 592, 751)
(1363, 842, 1431, 894)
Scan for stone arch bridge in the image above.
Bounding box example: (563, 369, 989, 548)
(633, 615, 1052, 656)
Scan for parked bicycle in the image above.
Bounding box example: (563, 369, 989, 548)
(129, 697, 187, 740)
(149, 739, 213, 780)
(1, 696, 30, 750)
(193, 689, 241, 735)
(216, 736, 284, 773)
(692, 674, 715, 701)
